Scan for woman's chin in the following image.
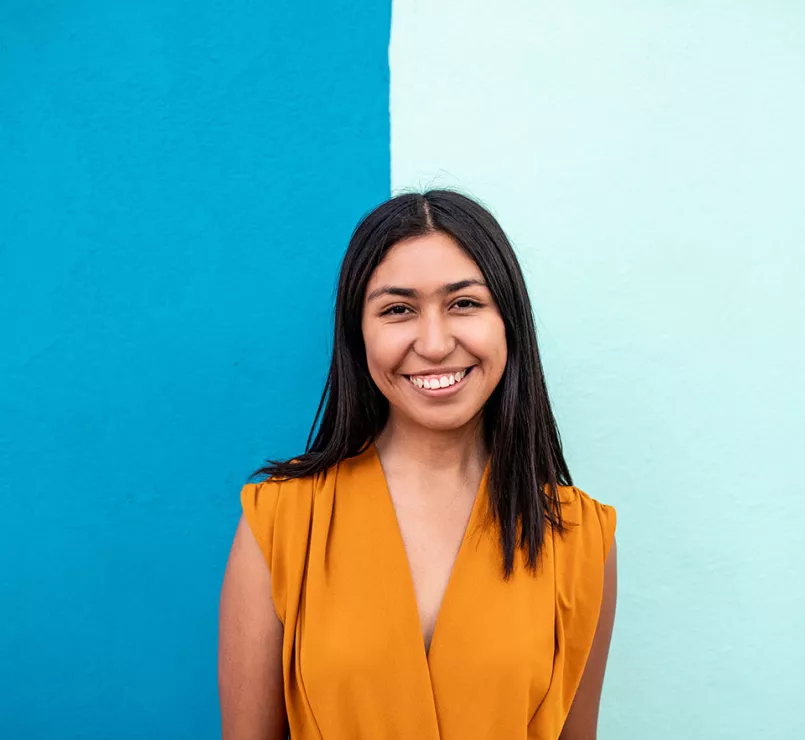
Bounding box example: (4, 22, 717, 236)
(401, 406, 482, 434)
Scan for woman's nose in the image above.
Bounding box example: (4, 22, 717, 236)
(414, 312, 455, 360)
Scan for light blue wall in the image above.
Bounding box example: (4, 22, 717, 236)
(391, 2, 805, 738)
(0, 2, 390, 736)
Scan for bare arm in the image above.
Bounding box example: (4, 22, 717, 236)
(218, 515, 287, 740)
(559, 535, 618, 740)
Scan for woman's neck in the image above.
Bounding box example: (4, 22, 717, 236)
(374, 413, 488, 489)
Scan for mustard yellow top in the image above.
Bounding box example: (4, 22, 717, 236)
(240, 442, 616, 739)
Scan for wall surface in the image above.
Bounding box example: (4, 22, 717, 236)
(0, 1, 390, 737)
(4, 1, 804, 737)
(391, 2, 805, 738)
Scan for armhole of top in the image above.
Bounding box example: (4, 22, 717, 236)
(600, 501, 617, 561)
(240, 480, 279, 570)
(573, 486, 617, 563)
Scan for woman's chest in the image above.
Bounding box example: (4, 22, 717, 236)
(296, 489, 556, 713)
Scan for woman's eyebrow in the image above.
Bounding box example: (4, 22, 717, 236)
(366, 278, 487, 302)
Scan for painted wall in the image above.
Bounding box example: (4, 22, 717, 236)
(5, 1, 803, 737)
(391, 2, 805, 738)
(0, 1, 390, 737)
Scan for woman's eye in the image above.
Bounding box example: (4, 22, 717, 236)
(454, 299, 482, 310)
(380, 305, 411, 316)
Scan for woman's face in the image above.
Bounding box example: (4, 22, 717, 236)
(361, 231, 508, 433)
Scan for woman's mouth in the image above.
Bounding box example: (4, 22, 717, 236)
(404, 366, 475, 394)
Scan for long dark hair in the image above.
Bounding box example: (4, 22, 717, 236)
(252, 189, 573, 577)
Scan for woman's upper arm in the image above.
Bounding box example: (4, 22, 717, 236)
(559, 535, 618, 740)
(218, 515, 287, 740)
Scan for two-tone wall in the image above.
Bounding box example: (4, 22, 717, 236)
(2, 2, 803, 737)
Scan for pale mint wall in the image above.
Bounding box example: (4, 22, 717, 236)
(391, 2, 805, 737)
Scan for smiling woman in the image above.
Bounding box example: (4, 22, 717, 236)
(218, 190, 618, 740)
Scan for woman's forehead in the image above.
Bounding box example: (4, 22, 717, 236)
(368, 232, 483, 288)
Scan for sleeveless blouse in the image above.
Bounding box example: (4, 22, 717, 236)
(240, 443, 617, 739)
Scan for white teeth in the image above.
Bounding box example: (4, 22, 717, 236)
(408, 367, 471, 389)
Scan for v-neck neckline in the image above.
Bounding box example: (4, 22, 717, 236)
(368, 441, 491, 661)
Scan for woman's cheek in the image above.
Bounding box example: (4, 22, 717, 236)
(366, 328, 406, 377)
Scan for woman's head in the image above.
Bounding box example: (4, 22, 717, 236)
(256, 190, 572, 576)
(361, 229, 507, 434)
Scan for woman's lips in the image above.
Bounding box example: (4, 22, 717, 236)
(404, 366, 475, 396)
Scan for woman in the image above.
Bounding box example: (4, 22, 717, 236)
(218, 190, 618, 739)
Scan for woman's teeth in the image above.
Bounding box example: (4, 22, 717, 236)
(406, 368, 470, 389)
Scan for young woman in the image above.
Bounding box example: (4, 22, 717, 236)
(218, 190, 618, 740)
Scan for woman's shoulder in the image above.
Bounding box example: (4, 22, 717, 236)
(239, 472, 319, 563)
(241, 469, 318, 503)
(241, 456, 339, 511)
(555, 483, 616, 514)
(553, 483, 617, 562)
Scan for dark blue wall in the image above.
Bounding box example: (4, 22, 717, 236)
(0, 2, 390, 736)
